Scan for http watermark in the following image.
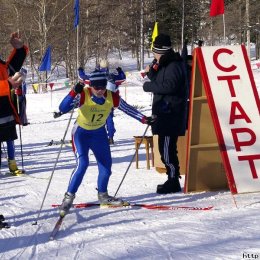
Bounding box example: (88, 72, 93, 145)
(242, 252, 260, 259)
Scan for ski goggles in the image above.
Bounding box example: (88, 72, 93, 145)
(92, 85, 106, 90)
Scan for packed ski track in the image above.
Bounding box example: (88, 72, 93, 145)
(1, 62, 260, 259)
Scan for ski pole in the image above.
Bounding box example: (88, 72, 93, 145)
(0, 142, 2, 174)
(16, 93, 25, 171)
(32, 109, 75, 225)
(18, 124, 24, 171)
(114, 124, 150, 197)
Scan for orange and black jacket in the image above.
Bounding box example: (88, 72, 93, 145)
(0, 46, 28, 125)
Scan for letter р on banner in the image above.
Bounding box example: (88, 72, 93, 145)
(187, 45, 260, 194)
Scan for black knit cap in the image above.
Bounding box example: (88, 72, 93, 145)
(152, 34, 172, 54)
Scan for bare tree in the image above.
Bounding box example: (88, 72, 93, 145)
(0, 0, 258, 82)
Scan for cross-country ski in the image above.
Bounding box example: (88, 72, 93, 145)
(49, 216, 64, 241)
(52, 202, 214, 211)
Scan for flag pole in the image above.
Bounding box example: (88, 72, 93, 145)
(38, 46, 51, 93)
(223, 14, 226, 44)
(74, 0, 80, 83)
(51, 85, 52, 107)
(76, 25, 79, 82)
(46, 71, 47, 93)
(209, 0, 225, 44)
(151, 22, 158, 50)
(181, 0, 185, 47)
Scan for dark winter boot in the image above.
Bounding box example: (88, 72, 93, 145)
(0, 221, 10, 229)
(109, 138, 114, 145)
(156, 177, 181, 194)
(59, 192, 75, 217)
(0, 215, 10, 229)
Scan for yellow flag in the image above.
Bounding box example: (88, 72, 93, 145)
(32, 84, 39, 93)
(151, 22, 158, 50)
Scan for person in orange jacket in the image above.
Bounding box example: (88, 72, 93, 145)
(0, 32, 28, 175)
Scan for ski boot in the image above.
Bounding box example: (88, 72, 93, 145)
(0, 215, 10, 229)
(0, 221, 10, 229)
(98, 192, 130, 207)
(157, 177, 182, 194)
(59, 192, 75, 217)
(8, 159, 23, 175)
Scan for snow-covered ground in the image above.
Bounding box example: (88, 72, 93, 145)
(1, 59, 260, 259)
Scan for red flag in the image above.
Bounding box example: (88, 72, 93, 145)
(49, 83, 54, 89)
(210, 0, 224, 17)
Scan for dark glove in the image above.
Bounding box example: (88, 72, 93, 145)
(147, 116, 157, 125)
(107, 73, 115, 84)
(142, 115, 157, 125)
(198, 40, 204, 47)
(53, 111, 63, 118)
(184, 38, 189, 45)
(78, 67, 84, 71)
(73, 82, 84, 94)
(151, 59, 159, 71)
(116, 67, 122, 73)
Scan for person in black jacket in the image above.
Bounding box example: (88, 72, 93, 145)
(143, 34, 188, 194)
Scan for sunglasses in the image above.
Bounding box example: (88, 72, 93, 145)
(92, 86, 106, 90)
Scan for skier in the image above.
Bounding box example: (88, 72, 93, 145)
(78, 59, 126, 144)
(56, 69, 151, 217)
(0, 32, 28, 175)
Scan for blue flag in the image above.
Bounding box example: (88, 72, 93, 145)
(74, 0, 79, 28)
(39, 46, 51, 71)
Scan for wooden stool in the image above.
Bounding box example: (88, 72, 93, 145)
(134, 136, 154, 170)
